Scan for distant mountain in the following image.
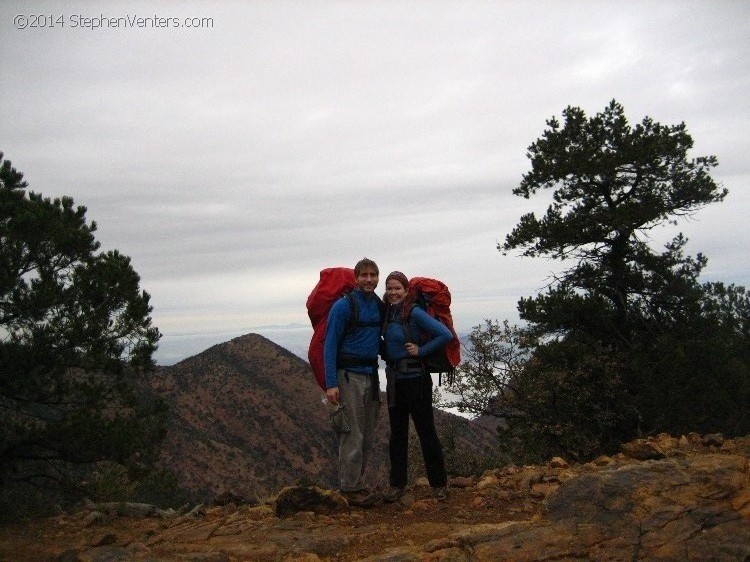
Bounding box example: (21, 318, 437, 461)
(149, 333, 496, 501)
(149, 334, 335, 501)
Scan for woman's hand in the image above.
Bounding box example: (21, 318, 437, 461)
(405, 342, 419, 357)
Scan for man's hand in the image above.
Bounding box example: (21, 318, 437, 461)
(326, 386, 340, 405)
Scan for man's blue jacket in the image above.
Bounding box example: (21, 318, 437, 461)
(323, 289, 382, 389)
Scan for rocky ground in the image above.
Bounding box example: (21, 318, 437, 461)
(1, 433, 749, 561)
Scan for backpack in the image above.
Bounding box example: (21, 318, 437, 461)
(399, 277, 460, 385)
(306, 267, 384, 390)
(307, 268, 356, 390)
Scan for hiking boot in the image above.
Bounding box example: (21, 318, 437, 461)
(382, 486, 404, 503)
(432, 486, 447, 501)
(342, 489, 380, 508)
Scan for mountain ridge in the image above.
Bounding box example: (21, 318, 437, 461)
(2, 335, 748, 560)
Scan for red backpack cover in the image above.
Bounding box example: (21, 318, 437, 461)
(405, 277, 461, 370)
(306, 267, 357, 390)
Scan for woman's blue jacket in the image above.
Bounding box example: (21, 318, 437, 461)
(383, 303, 452, 376)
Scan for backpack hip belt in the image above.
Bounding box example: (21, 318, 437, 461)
(337, 354, 379, 369)
(387, 358, 423, 373)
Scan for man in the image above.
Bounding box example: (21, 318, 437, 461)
(324, 257, 383, 507)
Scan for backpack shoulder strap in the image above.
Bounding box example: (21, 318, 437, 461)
(342, 292, 359, 335)
(343, 292, 383, 333)
(400, 303, 417, 343)
(376, 294, 386, 320)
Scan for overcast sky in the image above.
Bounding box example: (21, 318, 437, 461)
(2, 0, 749, 365)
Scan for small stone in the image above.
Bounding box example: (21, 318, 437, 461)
(450, 476, 475, 488)
(702, 433, 724, 447)
(549, 457, 569, 469)
(621, 439, 666, 460)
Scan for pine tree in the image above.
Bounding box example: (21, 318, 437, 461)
(0, 153, 165, 503)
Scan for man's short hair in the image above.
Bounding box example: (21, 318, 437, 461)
(354, 257, 379, 276)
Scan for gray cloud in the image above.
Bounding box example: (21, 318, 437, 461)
(2, 0, 748, 364)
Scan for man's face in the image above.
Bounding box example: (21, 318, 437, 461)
(356, 266, 379, 294)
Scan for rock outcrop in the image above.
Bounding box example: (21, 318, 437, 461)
(1, 433, 748, 561)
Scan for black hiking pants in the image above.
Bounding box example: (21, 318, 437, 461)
(387, 372, 447, 489)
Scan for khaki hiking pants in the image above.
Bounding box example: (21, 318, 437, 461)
(334, 369, 381, 492)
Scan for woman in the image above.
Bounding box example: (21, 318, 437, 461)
(382, 271, 452, 502)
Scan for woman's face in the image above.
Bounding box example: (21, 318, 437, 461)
(385, 279, 408, 304)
